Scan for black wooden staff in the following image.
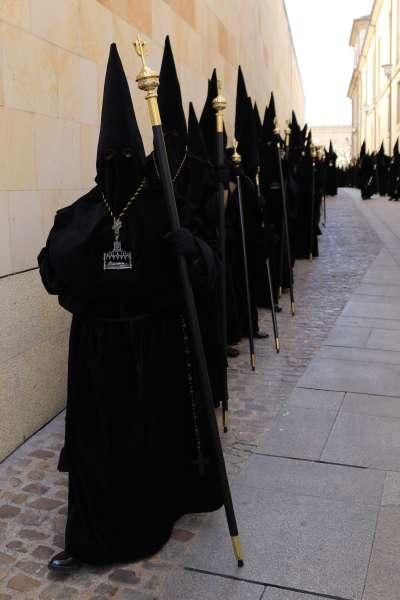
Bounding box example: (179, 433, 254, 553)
(232, 140, 255, 370)
(275, 123, 295, 316)
(309, 144, 316, 262)
(255, 167, 280, 353)
(374, 155, 380, 196)
(321, 148, 327, 228)
(212, 79, 229, 432)
(134, 35, 243, 568)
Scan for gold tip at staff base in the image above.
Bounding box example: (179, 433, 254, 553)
(232, 535, 244, 567)
(223, 411, 229, 433)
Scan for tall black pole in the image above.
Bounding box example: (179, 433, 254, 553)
(322, 150, 327, 227)
(212, 80, 229, 433)
(374, 155, 380, 196)
(134, 35, 243, 568)
(276, 124, 295, 316)
(255, 167, 280, 353)
(309, 145, 316, 262)
(232, 141, 255, 370)
(278, 221, 285, 300)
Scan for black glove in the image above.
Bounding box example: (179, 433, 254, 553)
(164, 228, 200, 259)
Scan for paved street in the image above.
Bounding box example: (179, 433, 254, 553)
(4, 189, 400, 599)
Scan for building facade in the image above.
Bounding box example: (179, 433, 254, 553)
(348, 0, 400, 157)
(311, 125, 352, 166)
(0, 0, 304, 461)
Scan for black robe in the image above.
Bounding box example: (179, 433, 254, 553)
(38, 183, 224, 564)
(359, 154, 377, 200)
(293, 153, 320, 259)
(226, 175, 262, 338)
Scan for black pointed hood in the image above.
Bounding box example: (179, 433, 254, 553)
(96, 43, 145, 185)
(235, 66, 248, 125)
(184, 103, 218, 238)
(360, 140, 366, 158)
(200, 69, 227, 164)
(290, 110, 302, 149)
(306, 130, 312, 151)
(268, 92, 276, 119)
(188, 102, 208, 162)
(234, 67, 259, 176)
(378, 141, 384, 156)
(329, 140, 334, 155)
(234, 66, 248, 144)
(158, 35, 187, 147)
(240, 97, 260, 177)
(253, 102, 262, 140)
(187, 102, 210, 204)
(394, 139, 399, 157)
(262, 92, 277, 141)
(200, 76, 216, 164)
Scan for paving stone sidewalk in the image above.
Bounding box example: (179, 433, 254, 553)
(0, 190, 384, 599)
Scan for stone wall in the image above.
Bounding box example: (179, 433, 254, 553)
(0, 0, 304, 461)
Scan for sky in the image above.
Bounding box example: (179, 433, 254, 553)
(285, 0, 374, 126)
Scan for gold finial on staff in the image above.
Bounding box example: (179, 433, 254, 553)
(212, 77, 227, 133)
(284, 120, 291, 146)
(273, 117, 280, 137)
(311, 143, 317, 160)
(231, 138, 241, 164)
(133, 34, 160, 126)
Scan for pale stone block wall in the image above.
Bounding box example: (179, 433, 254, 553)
(0, 0, 304, 461)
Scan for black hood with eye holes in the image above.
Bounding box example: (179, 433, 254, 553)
(95, 43, 145, 188)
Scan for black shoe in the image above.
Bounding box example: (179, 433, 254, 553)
(254, 331, 269, 339)
(274, 304, 283, 313)
(227, 345, 240, 358)
(48, 551, 81, 573)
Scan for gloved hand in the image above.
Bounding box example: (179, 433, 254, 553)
(164, 228, 200, 259)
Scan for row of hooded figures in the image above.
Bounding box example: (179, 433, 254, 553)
(38, 36, 339, 572)
(341, 139, 400, 200)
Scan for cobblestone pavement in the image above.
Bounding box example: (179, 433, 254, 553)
(0, 190, 382, 599)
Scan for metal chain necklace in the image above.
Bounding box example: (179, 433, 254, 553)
(101, 178, 146, 271)
(152, 150, 187, 182)
(101, 152, 186, 271)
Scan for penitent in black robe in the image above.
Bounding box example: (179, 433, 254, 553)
(38, 182, 224, 564)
